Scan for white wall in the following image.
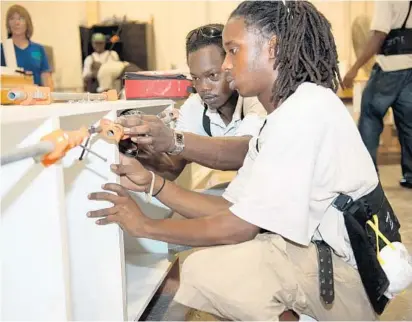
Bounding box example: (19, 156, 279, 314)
(1, 0, 375, 90)
(98, 1, 209, 71)
(99, 0, 375, 75)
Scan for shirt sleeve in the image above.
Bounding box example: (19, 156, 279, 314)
(39, 45, 51, 73)
(1, 44, 5, 67)
(234, 114, 266, 137)
(111, 51, 120, 61)
(370, 1, 392, 34)
(82, 55, 93, 78)
(228, 105, 326, 246)
(175, 95, 206, 135)
(234, 96, 267, 137)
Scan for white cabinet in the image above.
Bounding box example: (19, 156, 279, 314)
(0, 99, 175, 321)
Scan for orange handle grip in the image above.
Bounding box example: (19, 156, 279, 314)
(99, 119, 129, 143)
(40, 127, 89, 166)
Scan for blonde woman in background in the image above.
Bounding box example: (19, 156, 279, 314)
(1, 4, 53, 89)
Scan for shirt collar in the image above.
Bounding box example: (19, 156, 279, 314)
(205, 95, 243, 123)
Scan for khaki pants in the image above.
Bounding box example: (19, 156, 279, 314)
(174, 234, 376, 321)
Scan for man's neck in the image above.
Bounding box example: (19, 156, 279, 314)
(12, 35, 29, 49)
(217, 92, 239, 125)
(258, 88, 276, 114)
(259, 70, 279, 114)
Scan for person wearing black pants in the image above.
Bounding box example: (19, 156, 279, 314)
(343, 1, 412, 188)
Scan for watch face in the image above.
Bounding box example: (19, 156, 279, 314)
(176, 133, 184, 144)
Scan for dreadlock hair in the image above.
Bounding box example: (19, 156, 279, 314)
(185, 23, 225, 60)
(230, 1, 342, 106)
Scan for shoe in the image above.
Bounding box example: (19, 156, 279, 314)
(400, 178, 412, 189)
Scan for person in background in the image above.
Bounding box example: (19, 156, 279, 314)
(1, 4, 53, 89)
(343, 1, 412, 189)
(82, 32, 119, 92)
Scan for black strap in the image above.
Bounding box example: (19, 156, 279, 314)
(401, 1, 412, 29)
(202, 102, 245, 137)
(313, 240, 335, 305)
(202, 104, 212, 136)
(255, 120, 267, 152)
(332, 194, 354, 212)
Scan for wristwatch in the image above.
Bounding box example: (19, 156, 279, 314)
(167, 130, 185, 155)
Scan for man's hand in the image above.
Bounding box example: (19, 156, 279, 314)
(136, 145, 176, 172)
(116, 115, 175, 153)
(87, 183, 149, 237)
(342, 67, 358, 89)
(112, 155, 154, 192)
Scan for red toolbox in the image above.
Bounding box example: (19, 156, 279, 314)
(124, 71, 193, 100)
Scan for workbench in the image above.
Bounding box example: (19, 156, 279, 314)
(0, 99, 178, 320)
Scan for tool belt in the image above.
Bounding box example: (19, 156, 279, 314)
(379, 1, 412, 56)
(314, 182, 402, 315)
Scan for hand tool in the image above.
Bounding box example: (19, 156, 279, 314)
(4, 85, 118, 105)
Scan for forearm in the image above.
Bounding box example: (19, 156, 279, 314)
(180, 133, 250, 171)
(142, 211, 259, 247)
(147, 166, 183, 182)
(351, 31, 387, 72)
(153, 176, 230, 219)
(163, 155, 188, 181)
(41, 72, 54, 90)
(145, 155, 188, 181)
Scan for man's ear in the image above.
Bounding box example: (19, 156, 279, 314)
(268, 36, 277, 59)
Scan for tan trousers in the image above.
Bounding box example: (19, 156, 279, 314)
(174, 234, 377, 321)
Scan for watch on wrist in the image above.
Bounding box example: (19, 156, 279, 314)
(168, 130, 185, 155)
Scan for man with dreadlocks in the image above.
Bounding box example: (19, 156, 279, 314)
(86, 1, 408, 320)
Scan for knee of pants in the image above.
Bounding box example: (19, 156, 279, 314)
(360, 87, 392, 122)
(180, 248, 214, 286)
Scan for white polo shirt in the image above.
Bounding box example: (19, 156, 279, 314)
(175, 93, 266, 137)
(223, 82, 379, 266)
(372, 0, 412, 72)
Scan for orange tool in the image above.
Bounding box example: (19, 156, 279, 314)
(5, 85, 118, 105)
(78, 119, 129, 161)
(0, 119, 128, 167)
(0, 127, 92, 167)
(6, 85, 52, 105)
(42, 120, 129, 166)
(40, 127, 90, 166)
(98, 119, 129, 143)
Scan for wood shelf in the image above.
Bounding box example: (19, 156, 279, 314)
(126, 253, 176, 321)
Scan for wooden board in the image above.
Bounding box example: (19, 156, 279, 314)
(1, 117, 72, 320)
(1, 99, 176, 321)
